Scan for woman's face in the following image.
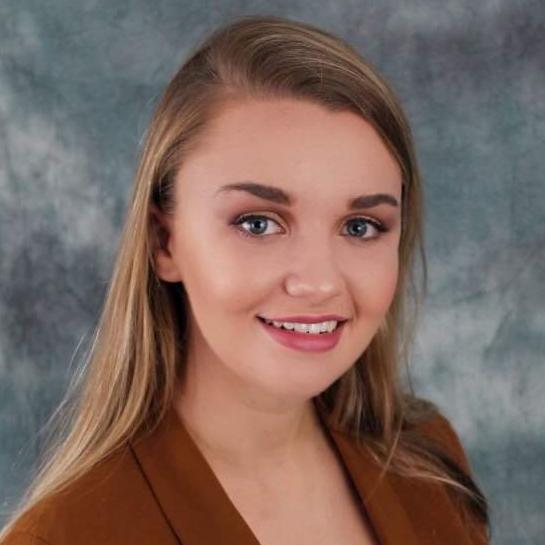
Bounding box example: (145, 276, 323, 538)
(153, 97, 402, 407)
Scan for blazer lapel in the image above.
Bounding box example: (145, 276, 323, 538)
(130, 404, 473, 545)
(322, 412, 476, 545)
(130, 404, 261, 545)
(322, 420, 421, 545)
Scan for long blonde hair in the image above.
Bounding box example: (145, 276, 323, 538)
(1, 14, 489, 540)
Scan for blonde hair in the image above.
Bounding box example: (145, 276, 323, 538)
(1, 14, 489, 540)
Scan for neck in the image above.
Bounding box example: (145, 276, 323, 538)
(173, 367, 327, 473)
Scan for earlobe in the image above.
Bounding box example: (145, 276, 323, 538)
(149, 204, 183, 283)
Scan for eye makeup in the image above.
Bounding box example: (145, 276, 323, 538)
(229, 211, 391, 243)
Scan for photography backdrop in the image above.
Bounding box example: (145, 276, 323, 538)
(1, 2, 544, 544)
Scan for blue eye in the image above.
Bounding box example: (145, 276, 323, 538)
(234, 215, 281, 237)
(231, 214, 388, 242)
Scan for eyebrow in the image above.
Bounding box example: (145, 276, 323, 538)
(216, 181, 399, 209)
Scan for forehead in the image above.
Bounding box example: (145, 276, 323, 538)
(176, 98, 402, 201)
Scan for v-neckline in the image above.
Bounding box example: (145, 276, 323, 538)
(129, 403, 473, 545)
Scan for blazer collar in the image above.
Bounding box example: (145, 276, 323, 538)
(129, 403, 472, 545)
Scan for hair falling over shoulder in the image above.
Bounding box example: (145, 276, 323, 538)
(1, 14, 490, 543)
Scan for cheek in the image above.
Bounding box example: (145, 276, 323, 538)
(174, 231, 263, 316)
(352, 250, 399, 317)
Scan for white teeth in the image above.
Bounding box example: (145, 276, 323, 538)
(263, 318, 338, 334)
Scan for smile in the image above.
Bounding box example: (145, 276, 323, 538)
(260, 316, 342, 334)
(256, 316, 347, 352)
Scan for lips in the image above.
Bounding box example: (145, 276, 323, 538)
(257, 315, 346, 352)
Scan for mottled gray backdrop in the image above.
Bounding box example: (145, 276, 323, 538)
(1, 2, 544, 544)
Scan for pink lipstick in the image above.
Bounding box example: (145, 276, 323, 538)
(256, 316, 347, 352)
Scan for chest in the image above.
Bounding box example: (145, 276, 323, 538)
(207, 447, 381, 545)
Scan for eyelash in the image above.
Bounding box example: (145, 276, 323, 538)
(231, 213, 389, 243)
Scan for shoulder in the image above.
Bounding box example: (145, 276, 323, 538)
(403, 396, 475, 475)
(401, 399, 490, 544)
(1, 444, 173, 545)
(0, 532, 53, 545)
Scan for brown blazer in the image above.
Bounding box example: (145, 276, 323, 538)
(2, 404, 489, 545)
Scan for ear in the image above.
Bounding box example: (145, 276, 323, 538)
(149, 203, 183, 283)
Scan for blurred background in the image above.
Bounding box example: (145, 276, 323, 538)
(0, 2, 544, 543)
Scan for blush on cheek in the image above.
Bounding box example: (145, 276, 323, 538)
(370, 268, 399, 316)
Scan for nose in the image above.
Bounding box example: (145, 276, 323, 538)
(283, 240, 345, 302)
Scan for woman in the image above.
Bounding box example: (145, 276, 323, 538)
(1, 14, 490, 545)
